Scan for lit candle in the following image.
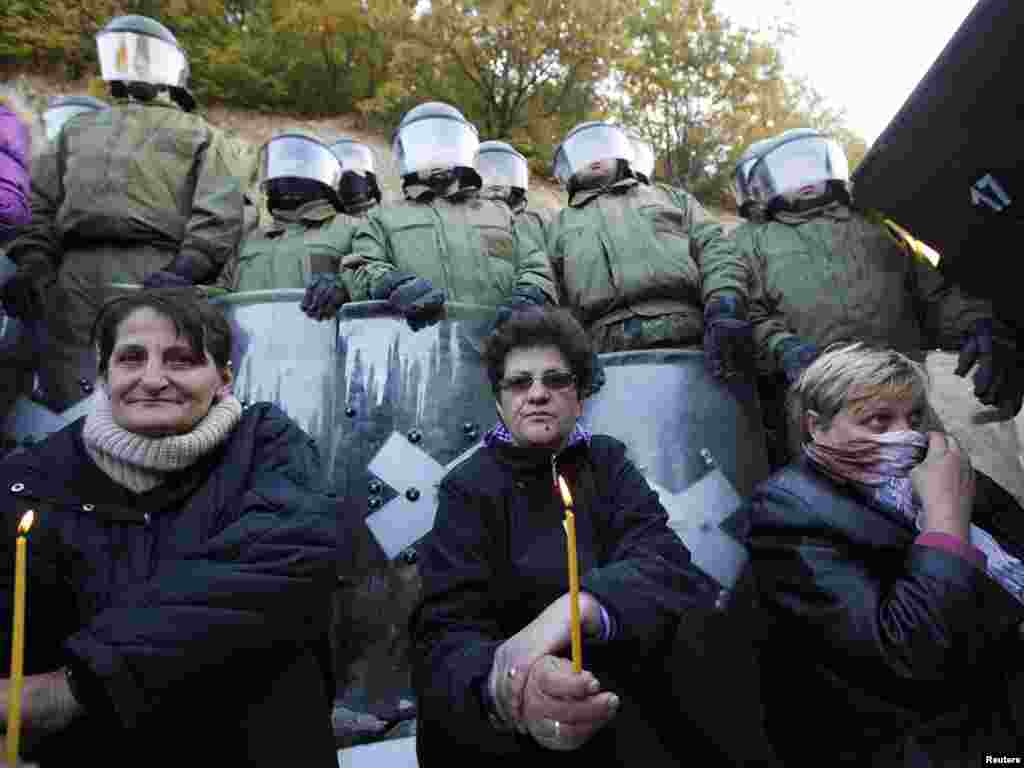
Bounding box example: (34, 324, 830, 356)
(7, 509, 34, 767)
(557, 476, 582, 673)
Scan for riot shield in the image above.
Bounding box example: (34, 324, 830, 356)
(328, 300, 497, 721)
(582, 349, 769, 593)
(211, 289, 339, 485)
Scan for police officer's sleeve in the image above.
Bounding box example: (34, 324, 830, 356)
(737, 223, 798, 375)
(674, 187, 750, 305)
(177, 129, 244, 283)
(341, 211, 397, 301)
(5, 146, 63, 272)
(511, 218, 558, 304)
(910, 257, 1006, 351)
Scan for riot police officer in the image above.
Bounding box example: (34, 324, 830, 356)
(737, 128, 1024, 493)
(3, 14, 243, 409)
(344, 102, 556, 323)
(475, 139, 551, 248)
(218, 131, 354, 321)
(547, 121, 752, 390)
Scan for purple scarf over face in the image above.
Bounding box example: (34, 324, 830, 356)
(803, 429, 928, 518)
(804, 429, 1024, 605)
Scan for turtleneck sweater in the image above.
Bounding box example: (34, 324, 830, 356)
(82, 390, 243, 493)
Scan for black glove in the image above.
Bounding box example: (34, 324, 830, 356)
(776, 336, 819, 385)
(370, 271, 446, 321)
(495, 285, 548, 327)
(301, 272, 347, 321)
(955, 319, 1023, 414)
(141, 253, 208, 290)
(703, 294, 755, 383)
(1, 259, 54, 321)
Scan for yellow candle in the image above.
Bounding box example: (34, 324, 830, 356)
(7, 509, 34, 768)
(557, 476, 582, 673)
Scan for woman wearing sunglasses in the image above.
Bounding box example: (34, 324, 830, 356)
(410, 305, 715, 766)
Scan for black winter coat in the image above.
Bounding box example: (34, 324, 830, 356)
(0, 403, 339, 767)
(410, 434, 718, 767)
(736, 459, 1024, 766)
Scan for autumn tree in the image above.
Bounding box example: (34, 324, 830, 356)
(361, 0, 633, 173)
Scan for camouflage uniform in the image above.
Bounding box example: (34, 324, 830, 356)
(6, 98, 243, 408)
(343, 185, 556, 307)
(547, 177, 742, 351)
(219, 200, 360, 294)
(740, 202, 1024, 500)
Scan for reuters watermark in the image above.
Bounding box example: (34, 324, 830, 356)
(986, 757, 1022, 765)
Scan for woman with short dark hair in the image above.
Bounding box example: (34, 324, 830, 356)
(411, 305, 712, 766)
(738, 342, 1024, 765)
(0, 288, 338, 766)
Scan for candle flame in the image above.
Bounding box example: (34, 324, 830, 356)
(17, 510, 34, 535)
(557, 475, 573, 508)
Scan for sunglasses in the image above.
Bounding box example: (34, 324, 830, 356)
(498, 370, 577, 394)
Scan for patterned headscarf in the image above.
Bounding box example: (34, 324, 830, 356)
(804, 430, 1024, 605)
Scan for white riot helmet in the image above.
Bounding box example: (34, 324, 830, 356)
(552, 121, 634, 190)
(96, 15, 194, 109)
(42, 95, 109, 143)
(625, 130, 655, 184)
(744, 128, 850, 213)
(393, 102, 479, 179)
(259, 131, 343, 210)
(476, 140, 529, 208)
(329, 138, 382, 210)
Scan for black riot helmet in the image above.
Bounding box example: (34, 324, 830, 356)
(96, 15, 195, 111)
(42, 95, 109, 142)
(329, 138, 382, 213)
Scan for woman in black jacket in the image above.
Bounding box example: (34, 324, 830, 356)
(0, 288, 339, 766)
(410, 306, 713, 766)
(737, 342, 1024, 766)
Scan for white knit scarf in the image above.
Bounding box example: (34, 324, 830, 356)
(82, 389, 243, 493)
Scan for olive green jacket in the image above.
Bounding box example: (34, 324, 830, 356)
(343, 191, 557, 307)
(737, 204, 998, 373)
(7, 99, 243, 283)
(546, 178, 742, 333)
(219, 200, 361, 293)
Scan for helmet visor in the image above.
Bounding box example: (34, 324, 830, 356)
(259, 135, 342, 190)
(748, 136, 850, 204)
(732, 155, 762, 207)
(43, 105, 98, 142)
(628, 136, 655, 180)
(476, 148, 528, 189)
(552, 123, 633, 185)
(331, 141, 376, 175)
(393, 116, 479, 176)
(97, 30, 188, 88)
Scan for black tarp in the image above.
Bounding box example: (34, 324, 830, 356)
(852, 0, 1024, 335)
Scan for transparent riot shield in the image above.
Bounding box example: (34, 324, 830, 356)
(211, 289, 339, 484)
(328, 300, 497, 722)
(582, 349, 769, 593)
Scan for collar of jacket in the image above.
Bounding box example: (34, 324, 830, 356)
(490, 435, 590, 476)
(267, 200, 338, 233)
(771, 201, 851, 225)
(404, 178, 481, 203)
(110, 96, 183, 113)
(569, 177, 640, 208)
